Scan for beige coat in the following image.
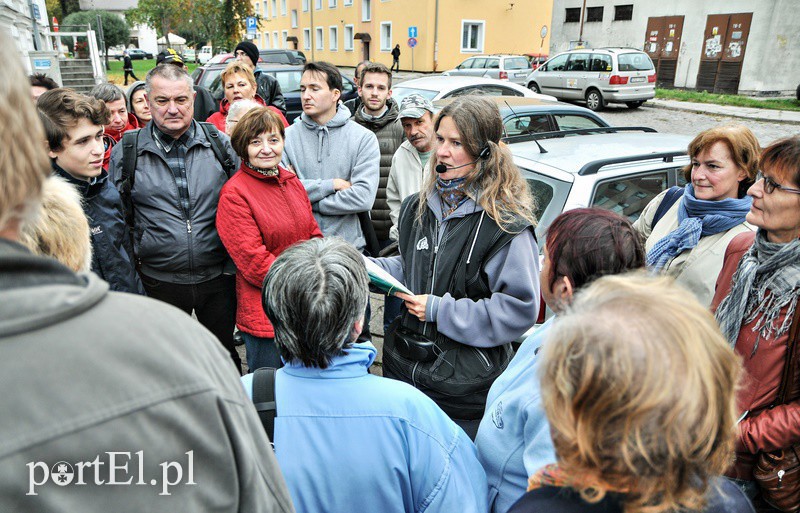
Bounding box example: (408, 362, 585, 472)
(386, 140, 429, 241)
(633, 189, 754, 307)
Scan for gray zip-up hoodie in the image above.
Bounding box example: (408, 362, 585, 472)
(283, 103, 380, 251)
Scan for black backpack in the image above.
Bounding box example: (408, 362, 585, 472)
(252, 367, 278, 444)
(119, 122, 235, 229)
(651, 186, 685, 230)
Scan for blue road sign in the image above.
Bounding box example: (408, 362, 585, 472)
(246, 16, 258, 34)
(408, 26, 417, 38)
(408, 37, 417, 48)
(32, 3, 41, 20)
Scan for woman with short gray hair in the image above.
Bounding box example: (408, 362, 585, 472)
(241, 237, 489, 513)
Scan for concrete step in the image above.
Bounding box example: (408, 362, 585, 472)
(61, 71, 95, 78)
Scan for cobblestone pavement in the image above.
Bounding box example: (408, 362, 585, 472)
(597, 102, 799, 146)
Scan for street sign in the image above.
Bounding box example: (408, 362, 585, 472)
(246, 16, 258, 34)
(408, 37, 417, 48)
(408, 26, 417, 38)
(32, 3, 40, 20)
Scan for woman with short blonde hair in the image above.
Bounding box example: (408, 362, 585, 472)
(509, 274, 750, 513)
(207, 62, 288, 132)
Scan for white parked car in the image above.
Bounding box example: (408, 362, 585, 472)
(442, 54, 532, 85)
(197, 46, 213, 65)
(392, 76, 556, 105)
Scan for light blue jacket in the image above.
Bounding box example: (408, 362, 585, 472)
(474, 319, 558, 513)
(242, 342, 489, 513)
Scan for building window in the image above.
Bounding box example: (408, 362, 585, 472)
(586, 6, 603, 22)
(263, 0, 269, 18)
(380, 22, 392, 51)
(302, 0, 309, 11)
(344, 0, 352, 5)
(280, 0, 287, 15)
(273, 31, 279, 47)
(315, 0, 321, 9)
(329, 0, 337, 7)
(255, 2, 260, 15)
(614, 4, 633, 21)
(271, 0, 277, 18)
(264, 32, 271, 48)
(362, 0, 371, 21)
(282, 30, 288, 47)
(291, 9, 298, 27)
(303, 28, 311, 50)
(461, 20, 484, 53)
(344, 24, 354, 51)
(565, 7, 580, 23)
(316, 27, 324, 50)
(329, 26, 338, 50)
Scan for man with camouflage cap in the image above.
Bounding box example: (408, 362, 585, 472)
(386, 94, 437, 241)
(157, 49, 217, 122)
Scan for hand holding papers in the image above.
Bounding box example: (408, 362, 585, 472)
(363, 257, 412, 297)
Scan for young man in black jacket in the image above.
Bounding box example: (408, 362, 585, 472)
(234, 41, 287, 113)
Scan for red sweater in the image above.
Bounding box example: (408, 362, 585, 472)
(217, 164, 322, 338)
(206, 95, 288, 133)
(104, 112, 139, 143)
(712, 231, 800, 480)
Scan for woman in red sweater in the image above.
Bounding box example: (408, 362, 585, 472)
(217, 107, 322, 371)
(207, 62, 288, 133)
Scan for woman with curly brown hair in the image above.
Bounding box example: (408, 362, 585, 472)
(510, 274, 752, 513)
(370, 95, 540, 438)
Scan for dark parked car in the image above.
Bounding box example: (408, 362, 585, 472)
(259, 49, 307, 65)
(118, 48, 153, 60)
(191, 63, 357, 122)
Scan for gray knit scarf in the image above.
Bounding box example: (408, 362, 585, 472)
(716, 230, 800, 354)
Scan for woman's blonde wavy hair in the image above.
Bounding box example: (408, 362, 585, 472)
(539, 274, 741, 513)
(0, 35, 51, 234)
(417, 96, 536, 232)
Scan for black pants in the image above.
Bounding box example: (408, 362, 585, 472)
(124, 69, 139, 85)
(142, 273, 241, 373)
(391, 58, 400, 72)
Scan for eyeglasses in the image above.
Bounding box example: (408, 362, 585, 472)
(757, 172, 800, 195)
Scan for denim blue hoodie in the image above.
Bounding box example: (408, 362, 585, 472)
(241, 341, 488, 513)
(474, 319, 558, 513)
(283, 103, 380, 251)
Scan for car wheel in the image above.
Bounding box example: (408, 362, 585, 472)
(528, 82, 541, 94)
(585, 89, 604, 111)
(796, 84, 800, 101)
(626, 101, 645, 109)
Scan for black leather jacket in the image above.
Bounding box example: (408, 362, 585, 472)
(255, 71, 286, 113)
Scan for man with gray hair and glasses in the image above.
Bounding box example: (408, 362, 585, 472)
(109, 63, 242, 372)
(241, 237, 488, 513)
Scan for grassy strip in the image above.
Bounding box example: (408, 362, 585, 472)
(655, 88, 800, 112)
(105, 59, 199, 86)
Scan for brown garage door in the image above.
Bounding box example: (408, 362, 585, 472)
(644, 16, 684, 89)
(697, 13, 752, 94)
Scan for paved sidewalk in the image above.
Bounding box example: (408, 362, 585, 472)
(648, 98, 800, 125)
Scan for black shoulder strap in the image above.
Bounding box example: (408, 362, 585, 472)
(252, 367, 278, 444)
(119, 129, 141, 229)
(198, 122, 235, 178)
(652, 186, 685, 230)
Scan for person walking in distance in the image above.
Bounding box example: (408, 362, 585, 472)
(122, 50, 138, 85)
(391, 44, 401, 72)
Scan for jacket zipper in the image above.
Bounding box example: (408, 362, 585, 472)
(411, 362, 419, 387)
(473, 347, 491, 369)
(423, 220, 441, 338)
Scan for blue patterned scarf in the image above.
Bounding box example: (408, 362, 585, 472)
(647, 184, 752, 270)
(436, 176, 470, 218)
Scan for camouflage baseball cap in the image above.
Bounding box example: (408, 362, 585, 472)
(398, 94, 434, 119)
(157, 48, 184, 67)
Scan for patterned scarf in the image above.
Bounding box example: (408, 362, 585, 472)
(646, 184, 752, 270)
(435, 176, 469, 218)
(716, 229, 800, 354)
(245, 161, 279, 177)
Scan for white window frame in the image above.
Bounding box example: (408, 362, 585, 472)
(329, 25, 338, 51)
(460, 19, 485, 53)
(303, 28, 311, 50)
(302, 0, 309, 11)
(329, 0, 337, 7)
(280, 0, 287, 15)
(263, 0, 269, 18)
(281, 30, 288, 47)
(315, 0, 321, 9)
(316, 26, 324, 50)
(344, 24, 354, 51)
(273, 31, 279, 49)
(264, 32, 271, 48)
(380, 21, 392, 52)
(344, 0, 352, 5)
(254, 2, 260, 15)
(271, 0, 277, 18)
(362, 0, 371, 21)
(291, 9, 298, 27)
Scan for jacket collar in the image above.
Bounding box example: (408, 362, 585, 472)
(426, 188, 483, 222)
(352, 98, 400, 130)
(239, 162, 293, 183)
(282, 341, 377, 378)
(52, 163, 107, 199)
(139, 120, 210, 156)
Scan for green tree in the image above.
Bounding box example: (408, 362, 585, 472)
(215, 0, 250, 51)
(62, 10, 130, 48)
(127, 0, 190, 48)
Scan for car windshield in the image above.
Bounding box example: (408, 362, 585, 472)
(204, 69, 226, 99)
(270, 70, 302, 93)
(617, 53, 654, 72)
(261, 53, 292, 64)
(504, 57, 529, 70)
(391, 87, 439, 104)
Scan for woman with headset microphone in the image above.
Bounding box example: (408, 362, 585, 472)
(370, 95, 540, 439)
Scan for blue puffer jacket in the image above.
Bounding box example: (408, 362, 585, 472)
(242, 342, 489, 513)
(52, 164, 144, 294)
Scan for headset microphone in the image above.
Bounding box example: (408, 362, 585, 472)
(435, 145, 492, 174)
